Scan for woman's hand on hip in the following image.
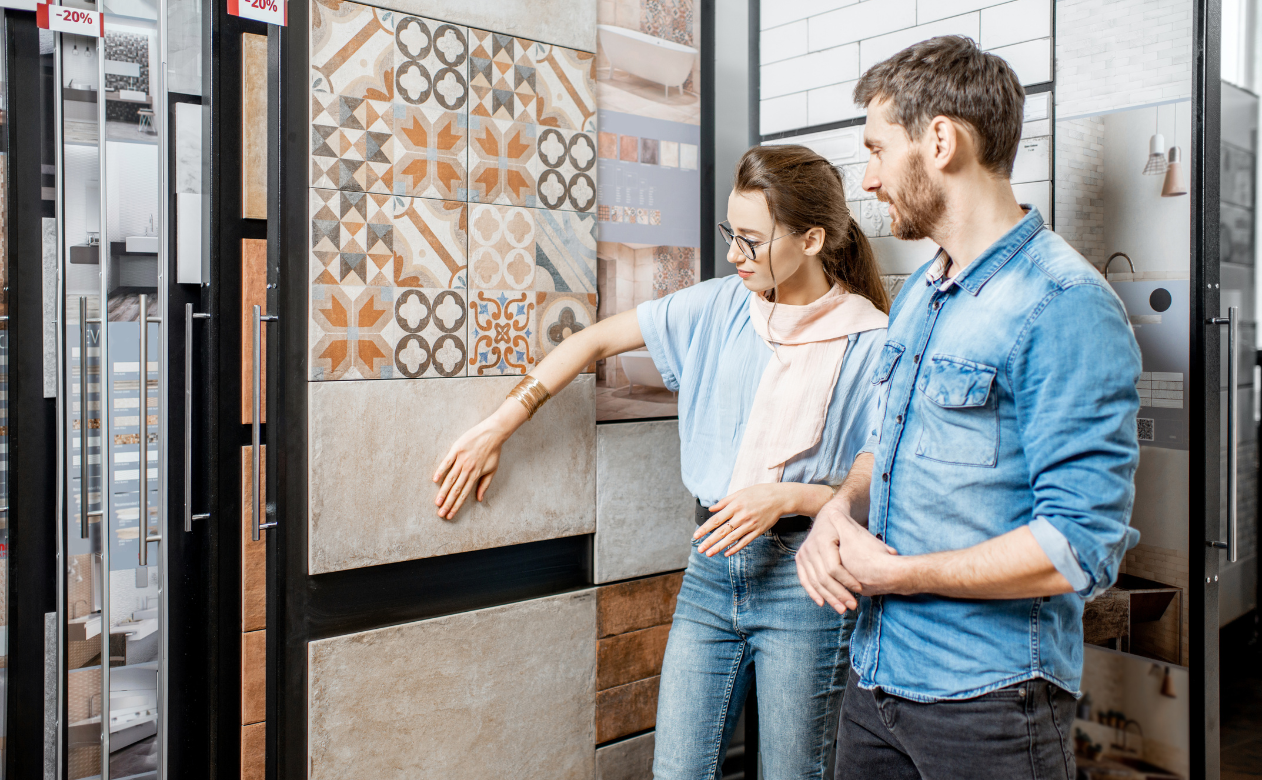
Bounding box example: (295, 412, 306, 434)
(432, 405, 521, 519)
(695, 484, 799, 557)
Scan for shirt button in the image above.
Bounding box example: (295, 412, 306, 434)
(875, 533, 884, 542)
(934, 300, 942, 310)
(896, 415, 903, 424)
(913, 354, 921, 363)
(882, 473, 889, 482)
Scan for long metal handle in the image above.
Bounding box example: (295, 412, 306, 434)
(140, 294, 150, 565)
(185, 304, 211, 532)
(80, 296, 90, 539)
(1227, 306, 1239, 563)
(252, 305, 278, 541)
(1209, 308, 1240, 563)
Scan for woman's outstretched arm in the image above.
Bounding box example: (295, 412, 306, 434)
(432, 308, 646, 518)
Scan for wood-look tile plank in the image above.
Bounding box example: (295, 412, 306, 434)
(597, 572, 683, 639)
(241, 445, 266, 632)
(241, 722, 266, 780)
(597, 623, 670, 691)
(596, 675, 659, 744)
(240, 239, 267, 423)
(241, 629, 266, 725)
(241, 33, 268, 219)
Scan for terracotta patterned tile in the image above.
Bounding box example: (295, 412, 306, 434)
(468, 290, 537, 375)
(392, 104, 467, 200)
(394, 15, 468, 111)
(310, 0, 394, 101)
(310, 284, 395, 380)
(468, 117, 537, 207)
(392, 195, 467, 289)
(535, 126, 595, 212)
(310, 92, 395, 194)
(469, 204, 535, 291)
(537, 291, 596, 360)
(533, 208, 596, 293)
(309, 188, 393, 286)
(468, 29, 537, 124)
(530, 41, 596, 132)
(391, 288, 467, 377)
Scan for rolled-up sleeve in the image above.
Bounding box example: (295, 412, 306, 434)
(1012, 282, 1141, 599)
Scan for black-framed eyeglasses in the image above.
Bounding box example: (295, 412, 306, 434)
(718, 221, 800, 261)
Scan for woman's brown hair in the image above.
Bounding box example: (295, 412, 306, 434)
(733, 144, 889, 314)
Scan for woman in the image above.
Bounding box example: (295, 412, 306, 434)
(433, 145, 889, 780)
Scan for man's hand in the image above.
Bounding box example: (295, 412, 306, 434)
(833, 517, 904, 596)
(795, 501, 864, 614)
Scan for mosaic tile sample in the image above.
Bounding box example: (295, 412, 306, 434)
(308, 375, 596, 572)
(308, 590, 596, 779)
(308, 0, 599, 383)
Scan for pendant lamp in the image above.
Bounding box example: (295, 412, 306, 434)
(1143, 109, 1168, 175)
(1162, 112, 1187, 197)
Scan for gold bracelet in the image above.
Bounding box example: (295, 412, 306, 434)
(507, 375, 552, 420)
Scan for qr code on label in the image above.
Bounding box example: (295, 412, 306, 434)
(1137, 418, 1155, 442)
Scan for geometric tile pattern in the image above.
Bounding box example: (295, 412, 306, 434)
(310, 0, 597, 380)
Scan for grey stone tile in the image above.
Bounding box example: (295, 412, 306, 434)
(308, 374, 596, 573)
(308, 589, 597, 780)
(596, 731, 654, 780)
(595, 420, 693, 583)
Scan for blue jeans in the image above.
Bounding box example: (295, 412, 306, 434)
(653, 530, 855, 780)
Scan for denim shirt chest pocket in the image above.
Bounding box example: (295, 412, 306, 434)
(914, 355, 999, 467)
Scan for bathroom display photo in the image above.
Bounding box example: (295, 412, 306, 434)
(594, 0, 702, 420)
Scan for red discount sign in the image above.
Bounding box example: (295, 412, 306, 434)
(36, 3, 104, 37)
(228, 0, 285, 26)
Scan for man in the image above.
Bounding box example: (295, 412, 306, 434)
(795, 36, 1141, 779)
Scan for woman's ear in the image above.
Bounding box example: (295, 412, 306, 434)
(802, 226, 826, 256)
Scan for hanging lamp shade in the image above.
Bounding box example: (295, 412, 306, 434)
(1143, 132, 1168, 175)
(1162, 146, 1187, 197)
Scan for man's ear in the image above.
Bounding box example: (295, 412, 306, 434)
(927, 115, 958, 171)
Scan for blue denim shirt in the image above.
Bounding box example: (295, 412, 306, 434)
(850, 207, 1141, 702)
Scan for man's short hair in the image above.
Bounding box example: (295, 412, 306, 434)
(854, 35, 1024, 177)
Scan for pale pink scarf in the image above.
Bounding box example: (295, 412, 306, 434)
(728, 286, 889, 494)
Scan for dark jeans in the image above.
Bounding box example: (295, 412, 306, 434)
(833, 671, 1076, 780)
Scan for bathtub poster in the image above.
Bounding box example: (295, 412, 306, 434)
(594, 0, 702, 421)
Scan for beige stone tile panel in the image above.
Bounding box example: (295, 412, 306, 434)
(308, 374, 596, 573)
(308, 589, 596, 780)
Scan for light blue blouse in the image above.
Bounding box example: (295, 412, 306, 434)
(637, 275, 887, 508)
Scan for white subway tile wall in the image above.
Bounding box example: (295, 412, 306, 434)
(1056, 0, 1193, 118)
(760, 0, 1053, 136)
(1053, 116, 1108, 268)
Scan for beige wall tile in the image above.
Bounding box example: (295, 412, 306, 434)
(308, 590, 596, 780)
(595, 420, 693, 583)
(241, 34, 267, 219)
(308, 375, 596, 573)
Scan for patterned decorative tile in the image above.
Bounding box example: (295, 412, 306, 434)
(309, 188, 394, 286)
(468, 29, 537, 124)
(310, 285, 395, 380)
(392, 104, 467, 200)
(652, 247, 697, 299)
(535, 127, 596, 212)
(860, 199, 892, 238)
(534, 208, 596, 293)
(530, 41, 596, 132)
(536, 291, 596, 360)
(311, 0, 394, 101)
(468, 290, 538, 375)
(394, 15, 468, 111)
(469, 204, 536, 291)
(391, 288, 467, 377)
(468, 117, 537, 206)
(392, 195, 467, 289)
(311, 93, 395, 194)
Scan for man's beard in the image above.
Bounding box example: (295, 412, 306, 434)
(878, 152, 946, 241)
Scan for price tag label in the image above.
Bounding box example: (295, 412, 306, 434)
(36, 3, 104, 36)
(227, 0, 285, 26)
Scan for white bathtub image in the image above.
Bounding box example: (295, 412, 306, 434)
(618, 350, 670, 392)
(598, 24, 698, 97)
